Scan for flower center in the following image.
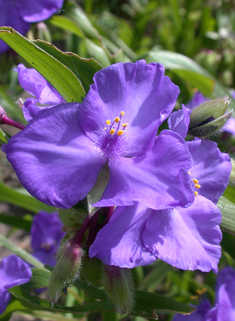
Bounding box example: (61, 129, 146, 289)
(104, 111, 128, 137)
(100, 111, 128, 158)
(188, 171, 201, 196)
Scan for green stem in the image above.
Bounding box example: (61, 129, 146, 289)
(102, 312, 119, 321)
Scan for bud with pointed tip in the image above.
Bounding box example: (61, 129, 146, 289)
(48, 238, 83, 303)
(103, 265, 135, 314)
(188, 97, 231, 138)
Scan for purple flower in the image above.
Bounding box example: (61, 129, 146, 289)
(15, 64, 65, 121)
(3, 60, 194, 210)
(0, 0, 64, 54)
(172, 267, 235, 320)
(31, 211, 65, 267)
(0, 255, 32, 314)
(89, 139, 231, 272)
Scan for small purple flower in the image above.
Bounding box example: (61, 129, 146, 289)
(15, 64, 65, 121)
(89, 139, 231, 272)
(0, 0, 64, 54)
(3, 60, 194, 210)
(31, 211, 65, 267)
(172, 267, 235, 320)
(0, 255, 32, 314)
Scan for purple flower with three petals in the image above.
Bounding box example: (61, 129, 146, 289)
(15, 64, 65, 121)
(3, 60, 194, 210)
(0, 0, 64, 54)
(0, 255, 32, 314)
(30, 211, 65, 267)
(172, 267, 235, 320)
(89, 138, 231, 272)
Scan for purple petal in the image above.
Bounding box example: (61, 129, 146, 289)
(186, 92, 209, 110)
(216, 280, 235, 321)
(31, 211, 64, 252)
(3, 103, 105, 208)
(79, 60, 179, 157)
(173, 299, 211, 321)
(17, 0, 64, 22)
(23, 98, 42, 121)
(168, 104, 191, 138)
(204, 307, 217, 321)
(0, 1, 30, 54)
(95, 130, 194, 210)
(89, 204, 156, 268)
(0, 255, 32, 289)
(0, 288, 11, 315)
(210, 267, 235, 321)
(221, 117, 235, 136)
(187, 139, 231, 203)
(16, 64, 64, 106)
(32, 250, 57, 267)
(142, 196, 222, 272)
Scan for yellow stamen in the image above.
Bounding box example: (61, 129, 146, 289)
(110, 128, 115, 135)
(104, 127, 107, 130)
(120, 111, 125, 116)
(106, 120, 111, 125)
(41, 243, 51, 251)
(122, 123, 128, 128)
(188, 171, 191, 175)
(117, 130, 124, 136)
(195, 184, 201, 189)
(193, 178, 199, 184)
(114, 117, 120, 123)
(196, 288, 207, 295)
(194, 191, 198, 196)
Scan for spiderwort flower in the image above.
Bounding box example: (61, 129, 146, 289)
(30, 211, 65, 266)
(0, 255, 32, 314)
(0, 0, 64, 54)
(3, 60, 194, 210)
(172, 267, 235, 320)
(89, 138, 231, 272)
(15, 64, 65, 121)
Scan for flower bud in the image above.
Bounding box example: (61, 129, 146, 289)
(188, 97, 231, 138)
(49, 238, 83, 303)
(80, 254, 103, 287)
(103, 265, 135, 314)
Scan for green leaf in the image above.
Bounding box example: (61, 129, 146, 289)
(0, 182, 55, 213)
(0, 27, 84, 102)
(0, 128, 8, 143)
(218, 196, 235, 235)
(145, 50, 235, 111)
(145, 50, 214, 96)
(0, 213, 31, 231)
(74, 278, 194, 317)
(138, 261, 173, 292)
(85, 39, 111, 67)
(0, 233, 46, 270)
(49, 15, 85, 39)
(133, 291, 195, 317)
(0, 299, 30, 321)
(64, 2, 100, 40)
(33, 40, 102, 93)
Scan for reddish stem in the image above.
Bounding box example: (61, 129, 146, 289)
(1, 115, 25, 130)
